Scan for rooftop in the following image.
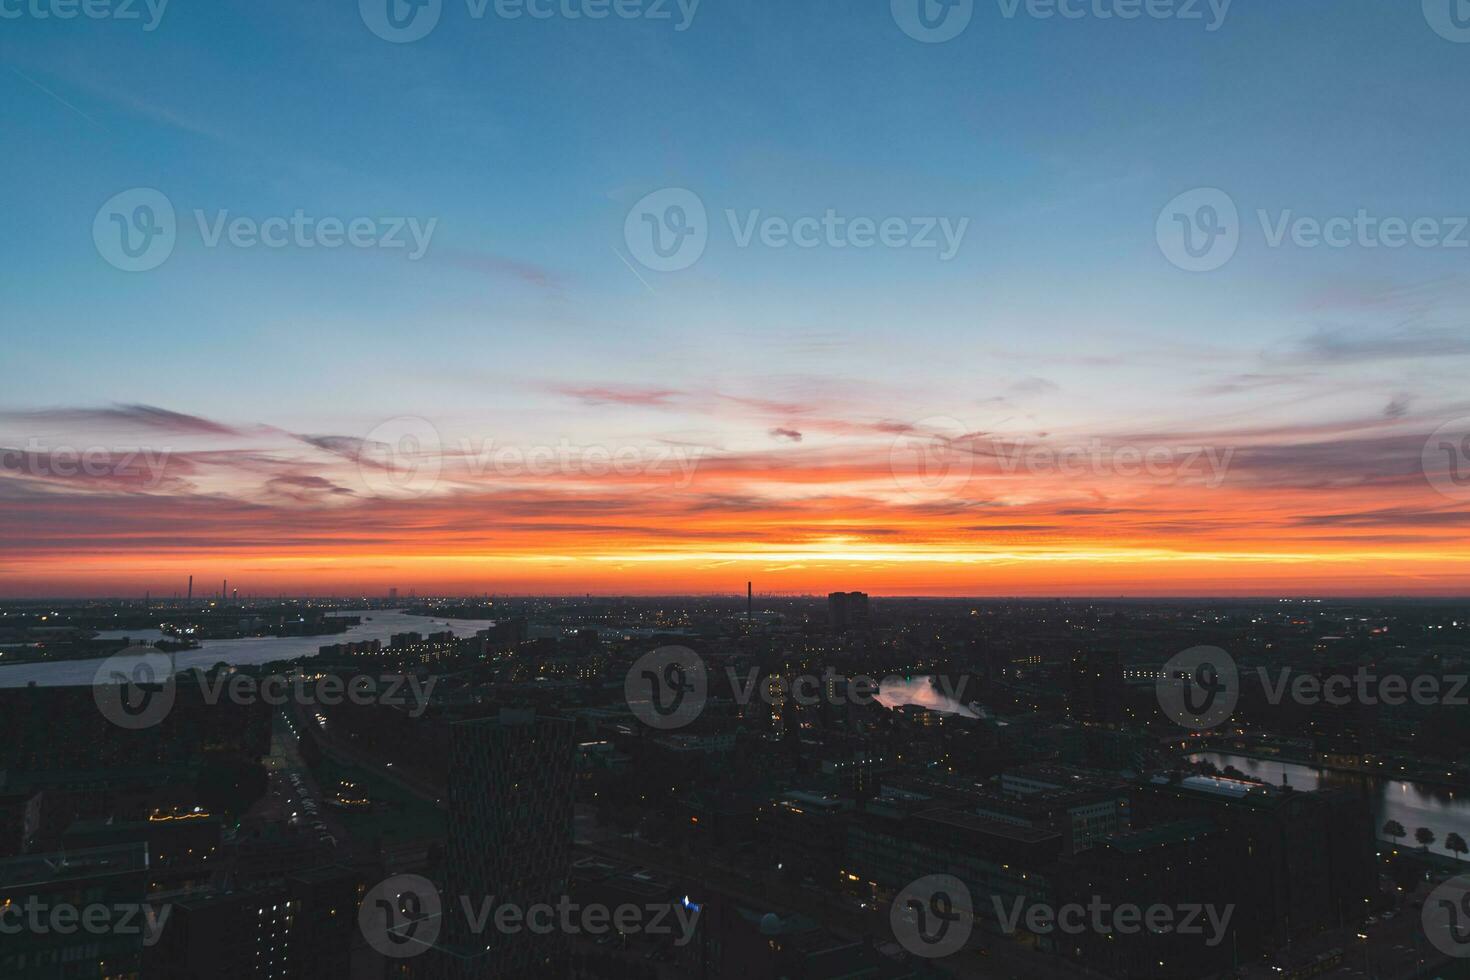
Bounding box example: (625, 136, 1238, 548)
(0, 843, 149, 888)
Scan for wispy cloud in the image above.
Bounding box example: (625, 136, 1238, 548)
(438, 248, 561, 289)
(0, 404, 241, 437)
(556, 385, 684, 407)
(1278, 325, 1470, 364)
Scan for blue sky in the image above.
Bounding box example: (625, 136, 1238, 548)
(3, 0, 1466, 432)
(4, 0, 1470, 595)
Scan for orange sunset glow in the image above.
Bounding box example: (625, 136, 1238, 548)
(5, 401, 1470, 597)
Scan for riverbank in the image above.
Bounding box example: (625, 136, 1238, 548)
(1189, 751, 1470, 862)
(0, 610, 497, 687)
(1190, 743, 1470, 792)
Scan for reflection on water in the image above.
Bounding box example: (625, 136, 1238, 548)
(876, 676, 981, 718)
(1191, 752, 1470, 859)
(0, 610, 496, 688)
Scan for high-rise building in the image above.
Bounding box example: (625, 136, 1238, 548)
(429, 709, 575, 979)
(826, 592, 869, 632)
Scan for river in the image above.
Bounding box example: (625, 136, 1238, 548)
(1190, 752, 1470, 860)
(0, 610, 496, 687)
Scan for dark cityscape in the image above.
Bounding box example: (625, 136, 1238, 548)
(3, 593, 1470, 977)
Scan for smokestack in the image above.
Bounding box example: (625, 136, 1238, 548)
(187, 575, 193, 606)
(747, 581, 752, 619)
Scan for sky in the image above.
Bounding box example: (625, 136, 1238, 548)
(3, 0, 1470, 597)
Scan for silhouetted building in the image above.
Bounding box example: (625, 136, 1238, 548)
(145, 865, 360, 979)
(827, 592, 869, 632)
(1057, 819, 1235, 980)
(429, 709, 574, 979)
(1135, 773, 1375, 958)
(0, 843, 149, 979)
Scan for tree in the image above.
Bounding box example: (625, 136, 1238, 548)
(1383, 819, 1406, 846)
(1447, 832, 1468, 862)
(1416, 827, 1437, 852)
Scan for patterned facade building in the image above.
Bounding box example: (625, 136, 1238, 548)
(428, 709, 575, 980)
